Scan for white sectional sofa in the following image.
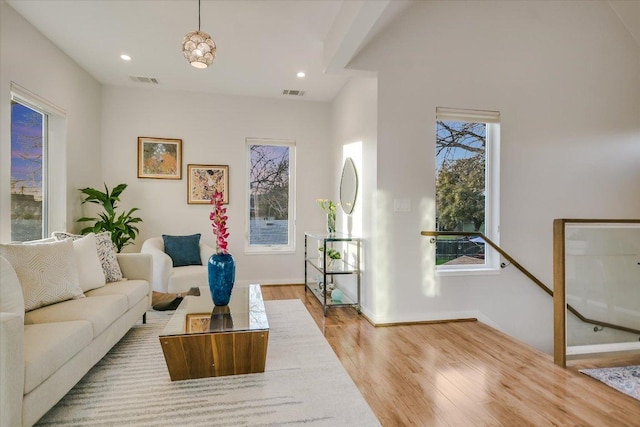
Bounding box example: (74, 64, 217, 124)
(0, 235, 152, 427)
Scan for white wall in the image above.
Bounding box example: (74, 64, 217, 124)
(100, 85, 332, 284)
(331, 77, 378, 317)
(0, 1, 102, 242)
(4, 0, 639, 354)
(345, 0, 640, 352)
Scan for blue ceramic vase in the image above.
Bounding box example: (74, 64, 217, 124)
(208, 253, 235, 306)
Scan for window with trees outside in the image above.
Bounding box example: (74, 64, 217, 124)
(11, 99, 47, 241)
(435, 107, 500, 271)
(247, 139, 295, 253)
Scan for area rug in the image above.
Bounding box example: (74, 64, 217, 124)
(36, 300, 380, 426)
(580, 365, 640, 401)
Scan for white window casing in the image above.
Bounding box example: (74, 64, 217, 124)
(10, 82, 68, 239)
(245, 138, 296, 254)
(435, 107, 500, 274)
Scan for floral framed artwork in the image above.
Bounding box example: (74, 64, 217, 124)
(186, 313, 211, 333)
(137, 137, 182, 179)
(187, 164, 229, 204)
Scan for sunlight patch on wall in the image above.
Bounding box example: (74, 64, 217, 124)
(373, 190, 393, 320)
(420, 196, 438, 297)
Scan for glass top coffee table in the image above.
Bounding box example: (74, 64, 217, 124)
(159, 284, 269, 381)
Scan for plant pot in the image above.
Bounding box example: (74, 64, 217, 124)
(208, 253, 235, 306)
(326, 212, 336, 234)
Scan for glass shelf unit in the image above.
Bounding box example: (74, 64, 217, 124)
(304, 232, 361, 316)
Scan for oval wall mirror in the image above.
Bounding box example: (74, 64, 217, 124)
(340, 157, 358, 215)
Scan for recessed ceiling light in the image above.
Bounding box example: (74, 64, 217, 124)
(120, 54, 132, 61)
(296, 71, 306, 78)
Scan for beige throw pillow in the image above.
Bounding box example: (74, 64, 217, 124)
(0, 239, 85, 312)
(53, 231, 123, 282)
(71, 233, 106, 292)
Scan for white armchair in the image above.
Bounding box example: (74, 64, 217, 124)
(141, 236, 215, 310)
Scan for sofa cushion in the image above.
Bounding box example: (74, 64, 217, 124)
(71, 233, 106, 292)
(0, 256, 25, 318)
(53, 231, 123, 283)
(85, 279, 149, 310)
(23, 320, 93, 394)
(162, 234, 203, 267)
(24, 294, 128, 337)
(0, 239, 85, 312)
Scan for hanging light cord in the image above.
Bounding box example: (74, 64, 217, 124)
(198, 0, 201, 31)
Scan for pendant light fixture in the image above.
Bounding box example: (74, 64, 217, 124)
(182, 0, 216, 69)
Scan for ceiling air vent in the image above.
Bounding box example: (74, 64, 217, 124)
(282, 89, 305, 97)
(129, 76, 159, 84)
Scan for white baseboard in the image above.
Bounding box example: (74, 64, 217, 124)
(567, 341, 640, 355)
(367, 310, 485, 326)
(235, 279, 303, 287)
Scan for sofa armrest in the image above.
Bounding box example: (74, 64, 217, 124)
(140, 241, 173, 293)
(116, 253, 152, 283)
(1, 312, 24, 427)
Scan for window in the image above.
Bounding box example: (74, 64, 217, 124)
(8, 83, 67, 242)
(246, 139, 296, 252)
(11, 100, 47, 241)
(435, 107, 500, 271)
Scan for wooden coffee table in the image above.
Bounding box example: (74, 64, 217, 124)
(159, 284, 269, 381)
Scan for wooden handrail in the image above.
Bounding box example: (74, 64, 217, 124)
(420, 230, 640, 337)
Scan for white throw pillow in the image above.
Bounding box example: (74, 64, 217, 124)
(21, 237, 57, 244)
(71, 233, 106, 292)
(0, 239, 85, 312)
(52, 231, 123, 282)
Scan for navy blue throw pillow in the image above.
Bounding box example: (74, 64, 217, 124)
(162, 234, 202, 267)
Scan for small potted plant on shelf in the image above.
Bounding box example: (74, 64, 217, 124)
(318, 246, 341, 270)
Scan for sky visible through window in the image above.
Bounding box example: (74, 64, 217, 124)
(11, 101, 44, 241)
(11, 102, 43, 198)
(436, 120, 486, 170)
(249, 144, 290, 245)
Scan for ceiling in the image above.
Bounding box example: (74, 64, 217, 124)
(6, 0, 413, 102)
(7, 1, 637, 103)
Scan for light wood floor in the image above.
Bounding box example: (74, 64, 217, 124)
(153, 287, 640, 426)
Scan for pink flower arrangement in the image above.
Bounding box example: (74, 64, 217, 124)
(209, 191, 229, 254)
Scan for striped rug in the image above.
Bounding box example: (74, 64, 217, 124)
(36, 299, 380, 426)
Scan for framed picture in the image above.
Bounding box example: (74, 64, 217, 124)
(187, 164, 229, 204)
(186, 313, 211, 333)
(137, 137, 182, 179)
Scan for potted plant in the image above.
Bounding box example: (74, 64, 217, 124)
(317, 198, 337, 234)
(318, 246, 342, 269)
(77, 183, 142, 252)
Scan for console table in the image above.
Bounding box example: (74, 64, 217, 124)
(304, 233, 361, 316)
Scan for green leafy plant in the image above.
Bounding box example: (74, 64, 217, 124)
(318, 247, 341, 259)
(77, 183, 142, 252)
(317, 198, 337, 234)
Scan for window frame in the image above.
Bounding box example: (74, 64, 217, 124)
(245, 138, 296, 254)
(435, 107, 500, 274)
(9, 82, 67, 241)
